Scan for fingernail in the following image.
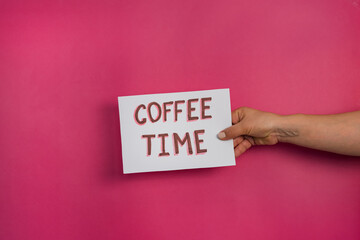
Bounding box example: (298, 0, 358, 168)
(217, 131, 226, 139)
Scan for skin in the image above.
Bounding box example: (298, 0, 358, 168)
(217, 107, 360, 157)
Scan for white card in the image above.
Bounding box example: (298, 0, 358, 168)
(118, 89, 236, 174)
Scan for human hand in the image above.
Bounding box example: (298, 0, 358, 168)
(219, 107, 360, 157)
(218, 107, 281, 157)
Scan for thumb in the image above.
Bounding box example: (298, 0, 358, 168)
(217, 123, 247, 140)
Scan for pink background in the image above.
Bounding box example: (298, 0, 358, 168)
(1, 0, 360, 239)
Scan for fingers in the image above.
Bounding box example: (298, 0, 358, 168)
(233, 136, 244, 148)
(218, 107, 250, 140)
(218, 122, 246, 140)
(233, 136, 249, 158)
(234, 138, 253, 157)
(243, 135, 255, 145)
(231, 107, 248, 124)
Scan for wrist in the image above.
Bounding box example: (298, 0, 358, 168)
(272, 114, 301, 143)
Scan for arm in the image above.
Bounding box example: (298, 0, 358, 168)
(218, 107, 360, 157)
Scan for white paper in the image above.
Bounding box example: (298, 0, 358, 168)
(118, 89, 236, 174)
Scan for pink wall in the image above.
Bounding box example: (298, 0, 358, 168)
(1, 0, 360, 239)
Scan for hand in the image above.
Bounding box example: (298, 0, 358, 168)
(218, 107, 281, 157)
(218, 107, 360, 157)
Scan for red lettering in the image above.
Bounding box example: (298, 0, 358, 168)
(147, 102, 162, 123)
(134, 104, 146, 125)
(158, 133, 170, 156)
(163, 101, 173, 122)
(173, 132, 193, 155)
(187, 98, 199, 121)
(200, 97, 212, 119)
(174, 100, 185, 122)
(194, 129, 207, 154)
(142, 134, 156, 156)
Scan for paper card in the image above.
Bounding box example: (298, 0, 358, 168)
(118, 89, 236, 174)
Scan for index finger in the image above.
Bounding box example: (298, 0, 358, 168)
(231, 107, 246, 125)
